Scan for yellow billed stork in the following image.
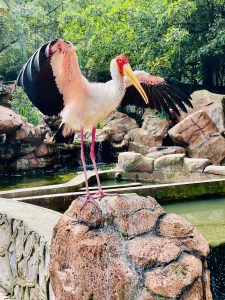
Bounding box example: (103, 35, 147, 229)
(17, 38, 192, 203)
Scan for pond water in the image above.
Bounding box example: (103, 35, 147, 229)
(162, 196, 225, 247)
(163, 197, 225, 300)
(0, 164, 116, 191)
(0, 171, 77, 191)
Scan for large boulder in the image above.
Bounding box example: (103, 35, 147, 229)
(128, 113, 172, 154)
(169, 110, 225, 165)
(7, 121, 47, 145)
(118, 151, 154, 172)
(50, 194, 211, 300)
(180, 90, 225, 134)
(102, 111, 138, 144)
(0, 106, 23, 134)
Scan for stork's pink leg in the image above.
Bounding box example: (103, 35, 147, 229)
(90, 127, 115, 200)
(90, 127, 104, 196)
(80, 128, 90, 197)
(80, 128, 99, 209)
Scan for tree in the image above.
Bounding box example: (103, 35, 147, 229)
(0, 0, 62, 80)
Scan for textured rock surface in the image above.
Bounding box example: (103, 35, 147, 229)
(183, 157, 211, 172)
(145, 254, 202, 298)
(50, 194, 212, 300)
(204, 165, 225, 175)
(180, 90, 225, 133)
(102, 111, 138, 148)
(0, 106, 23, 134)
(118, 151, 154, 173)
(154, 153, 185, 171)
(169, 110, 225, 164)
(129, 117, 171, 152)
(148, 146, 186, 157)
(0, 213, 55, 300)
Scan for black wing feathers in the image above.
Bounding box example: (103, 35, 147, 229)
(17, 39, 64, 116)
(121, 80, 192, 118)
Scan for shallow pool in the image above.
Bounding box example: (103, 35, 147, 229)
(0, 171, 77, 191)
(163, 197, 225, 246)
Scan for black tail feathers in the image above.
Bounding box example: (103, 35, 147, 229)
(53, 123, 74, 144)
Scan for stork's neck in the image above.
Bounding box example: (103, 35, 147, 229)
(110, 59, 125, 89)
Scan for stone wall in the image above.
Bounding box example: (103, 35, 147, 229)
(0, 198, 60, 299)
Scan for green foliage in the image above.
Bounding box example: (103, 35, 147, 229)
(9, 87, 41, 125)
(0, 0, 62, 80)
(0, 0, 224, 87)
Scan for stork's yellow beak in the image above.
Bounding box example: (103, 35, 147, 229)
(123, 63, 149, 104)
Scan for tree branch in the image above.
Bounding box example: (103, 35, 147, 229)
(0, 39, 18, 54)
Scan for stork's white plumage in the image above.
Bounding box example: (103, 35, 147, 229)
(17, 38, 192, 204)
(50, 40, 148, 135)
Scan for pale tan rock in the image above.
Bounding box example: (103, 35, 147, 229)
(50, 204, 138, 300)
(34, 142, 58, 158)
(180, 277, 203, 300)
(188, 134, 225, 165)
(169, 110, 225, 164)
(183, 157, 212, 172)
(204, 270, 213, 300)
(103, 111, 138, 143)
(159, 214, 193, 238)
(127, 237, 181, 267)
(0, 106, 23, 134)
(118, 151, 154, 173)
(0, 216, 11, 254)
(154, 154, 185, 171)
(169, 110, 217, 147)
(127, 111, 172, 152)
(106, 194, 163, 237)
(159, 214, 209, 257)
(146, 152, 163, 159)
(7, 121, 45, 145)
(148, 146, 186, 155)
(180, 90, 225, 133)
(128, 125, 168, 150)
(138, 290, 157, 300)
(204, 165, 225, 175)
(50, 194, 211, 300)
(144, 254, 202, 298)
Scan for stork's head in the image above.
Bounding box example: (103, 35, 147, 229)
(115, 55, 148, 104)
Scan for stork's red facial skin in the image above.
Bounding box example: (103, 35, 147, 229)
(116, 55, 129, 74)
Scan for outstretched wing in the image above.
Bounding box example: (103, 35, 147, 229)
(17, 39, 64, 116)
(122, 71, 192, 118)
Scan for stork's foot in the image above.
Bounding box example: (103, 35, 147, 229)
(80, 194, 100, 211)
(92, 191, 117, 201)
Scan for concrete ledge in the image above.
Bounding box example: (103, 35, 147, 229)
(0, 198, 61, 299)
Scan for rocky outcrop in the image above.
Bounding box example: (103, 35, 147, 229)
(128, 111, 172, 155)
(50, 194, 212, 300)
(0, 105, 82, 173)
(118, 152, 154, 172)
(179, 90, 225, 134)
(169, 110, 225, 165)
(100, 111, 139, 153)
(0, 106, 23, 134)
(117, 151, 214, 175)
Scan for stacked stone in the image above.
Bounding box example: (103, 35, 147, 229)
(117, 149, 225, 180)
(50, 193, 212, 300)
(0, 213, 54, 300)
(0, 105, 79, 173)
